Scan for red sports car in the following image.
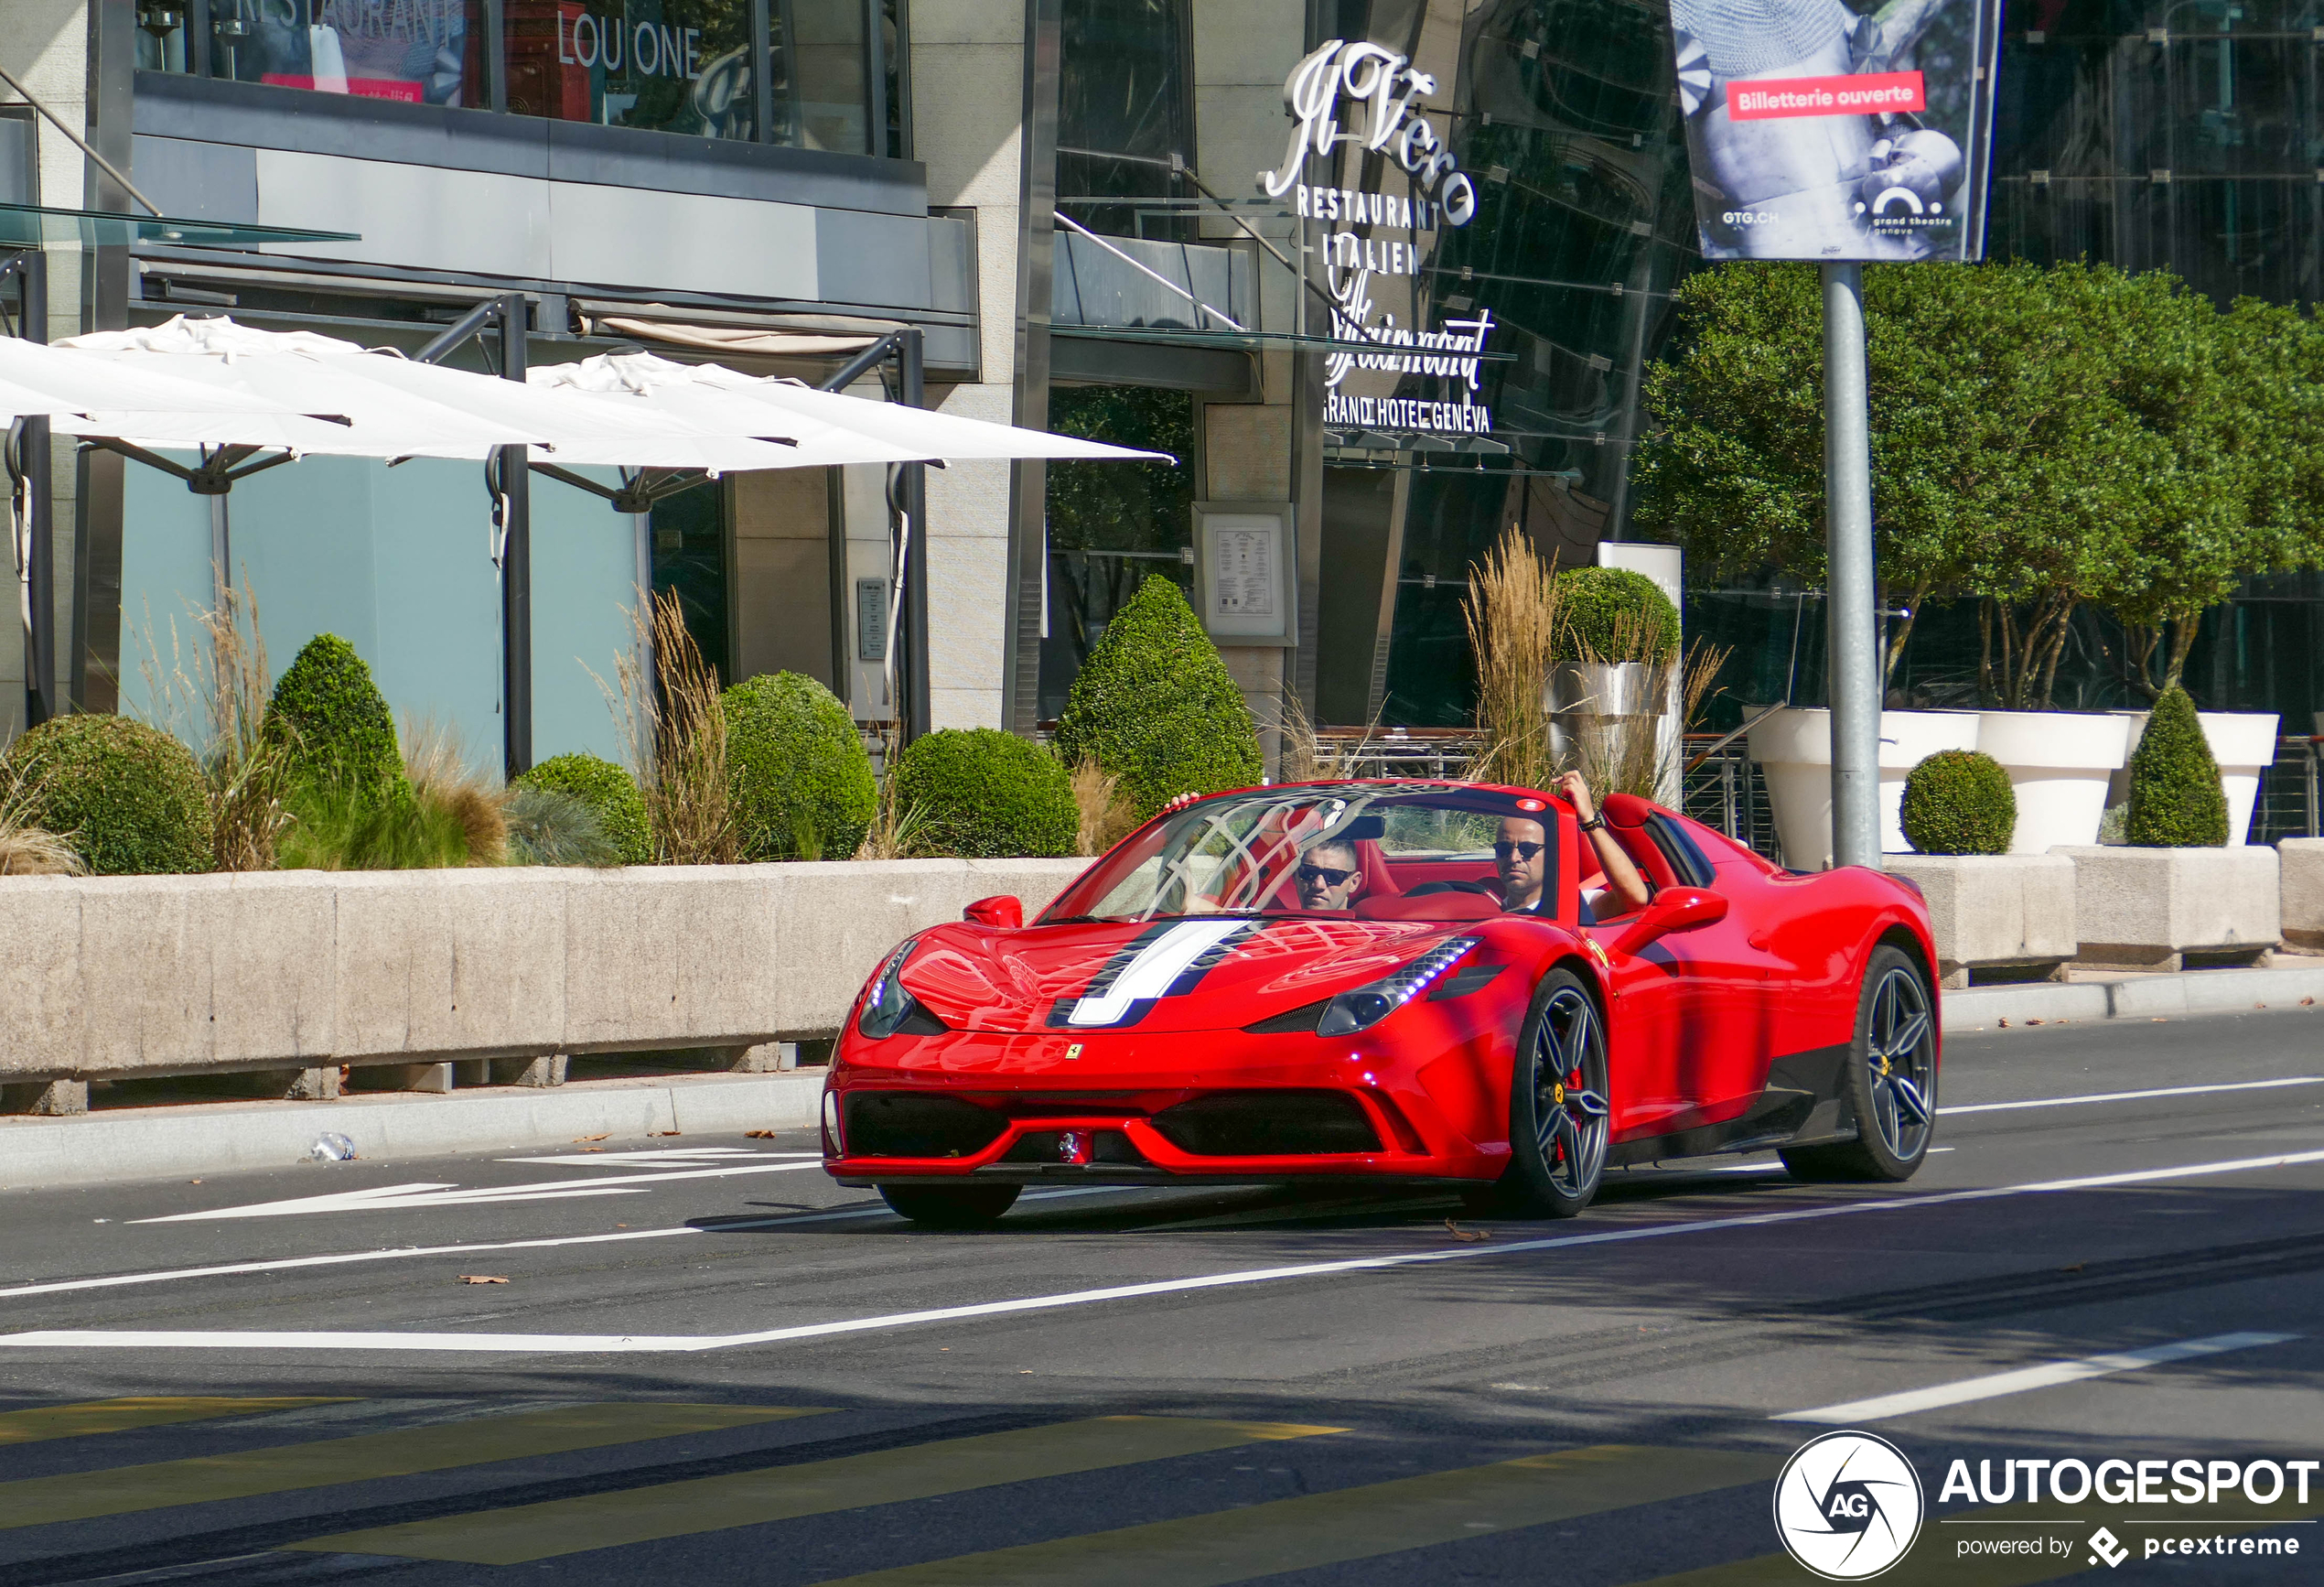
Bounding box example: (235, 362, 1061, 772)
(822, 780, 1939, 1226)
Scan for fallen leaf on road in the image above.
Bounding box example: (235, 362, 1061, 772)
(579, 1147, 602, 1152)
(574, 1133, 609, 1143)
(2025, 1018, 2044, 1026)
(1996, 1017, 2010, 1028)
(1445, 1219, 1490, 1243)
(2303, 998, 2317, 1007)
(2060, 1263, 2085, 1273)
(457, 1275, 509, 1285)
(745, 1130, 779, 1139)
(654, 1131, 682, 1138)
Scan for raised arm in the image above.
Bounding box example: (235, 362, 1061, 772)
(1555, 772, 1653, 914)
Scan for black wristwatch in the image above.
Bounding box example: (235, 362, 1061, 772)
(1579, 814, 1605, 832)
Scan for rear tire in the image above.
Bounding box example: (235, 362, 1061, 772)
(1781, 945, 1936, 1183)
(877, 1183, 1022, 1228)
(1496, 968, 1612, 1218)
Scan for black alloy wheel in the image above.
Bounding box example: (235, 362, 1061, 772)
(1781, 944, 1937, 1182)
(1498, 967, 1612, 1217)
(877, 1183, 1023, 1228)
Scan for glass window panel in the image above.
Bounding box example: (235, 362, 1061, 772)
(195, 1, 487, 106)
(1056, 0, 1190, 239)
(766, 0, 871, 152)
(1036, 384, 1197, 723)
(505, 1, 755, 137)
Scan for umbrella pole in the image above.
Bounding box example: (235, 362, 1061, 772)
(14, 251, 56, 728)
(899, 327, 930, 744)
(497, 297, 533, 779)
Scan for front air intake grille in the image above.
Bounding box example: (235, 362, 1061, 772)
(842, 1093, 1007, 1159)
(1149, 1091, 1382, 1157)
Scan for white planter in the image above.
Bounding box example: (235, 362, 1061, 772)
(2105, 710, 2281, 846)
(1976, 712, 2131, 854)
(1747, 707, 1981, 869)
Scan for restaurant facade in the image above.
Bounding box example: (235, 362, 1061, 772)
(5, 0, 2320, 765)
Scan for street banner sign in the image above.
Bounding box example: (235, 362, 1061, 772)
(1669, 0, 2005, 262)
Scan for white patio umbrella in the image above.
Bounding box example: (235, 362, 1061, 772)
(0, 332, 298, 420)
(526, 351, 1169, 463)
(56, 318, 909, 471)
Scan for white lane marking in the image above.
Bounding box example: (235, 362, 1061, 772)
(504, 1150, 821, 1168)
(1069, 920, 1250, 1027)
(1773, 1332, 2302, 1424)
(1942, 1076, 2324, 1117)
(20, 1146, 2324, 1355)
(134, 1161, 828, 1222)
(0, 1188, 1146, 1301)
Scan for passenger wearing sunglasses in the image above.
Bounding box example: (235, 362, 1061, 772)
(1293, 838, 1365, 911)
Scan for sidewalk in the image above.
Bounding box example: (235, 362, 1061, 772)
(1944, 960, 2324, 1033)
(0, 1070, 824, 1192)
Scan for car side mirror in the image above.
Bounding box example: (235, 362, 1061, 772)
(1609, 887, 1727, 957)
(963, 895, 1023, 928)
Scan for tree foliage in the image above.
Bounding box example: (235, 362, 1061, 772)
(1631, 261, 2324, 706)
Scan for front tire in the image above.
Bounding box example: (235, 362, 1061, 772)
(1781, 945, 1936, 1183)
(877, 1183, 1022, 1228)
(1497, 968, 1612, 1218)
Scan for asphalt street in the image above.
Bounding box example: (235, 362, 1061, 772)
(2, 1007, 2320, 1585)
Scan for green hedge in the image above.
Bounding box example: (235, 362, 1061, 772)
(1900, 749, 2016, 855)
(1053, 575, 1264, 819)
(1558, 567, 1680, 664)
(895, 729, 1078, 858)
(266, 633, 408, 804)
(3, 714, 213, 874)
(2126, 686, 2228, 847)
(514, 752, 651, 865)
(724, 671, 877, 860)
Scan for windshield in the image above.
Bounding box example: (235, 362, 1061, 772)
(1040, 783, 1568, 924)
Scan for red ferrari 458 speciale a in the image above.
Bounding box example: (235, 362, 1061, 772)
(822, 779, 1940, 1226)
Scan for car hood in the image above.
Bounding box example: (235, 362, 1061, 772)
(898, 915, 1470, 1035)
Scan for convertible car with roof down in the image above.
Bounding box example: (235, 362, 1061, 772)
(820, 780, 1940, 1226)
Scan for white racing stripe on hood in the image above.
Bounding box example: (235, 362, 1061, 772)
(1067, 919, 1253, 1028)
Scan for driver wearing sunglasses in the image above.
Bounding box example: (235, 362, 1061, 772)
(1293, 838, 1365, 911)
(1495, 772, 1652, 917)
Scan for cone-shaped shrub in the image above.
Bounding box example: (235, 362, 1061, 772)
(895, 729, 1078, 858)
(1054, 575, 1264, 818)
(2126, 686, 2229, 847)
(1557, 567, 1680, 664)
(2, 714, 213, 874)
(266, 633, 408, 804)
(724, 671, 876, 860)
(514, 752, 651, 865)
(1899, 749, 2015, 855)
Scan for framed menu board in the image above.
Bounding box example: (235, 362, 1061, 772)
(1191, 501, 1296, 646)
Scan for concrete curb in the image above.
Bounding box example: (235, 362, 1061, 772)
(1945, 963, 2324, 1033)
(0, 1071, 824, 1191)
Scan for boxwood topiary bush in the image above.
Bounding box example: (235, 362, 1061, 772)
(2, 714, 213, 874)
(1054, 575, 1264, 819)
(724, 671, 877, 860)
(1900, 749, 2016, 856)
(2126, 686, 2229, 847)
(895, 728, 1078, 858)
(513, 752, 651, 865)
(1558, 567, 1679, 664)
(266, 633, 409, 804)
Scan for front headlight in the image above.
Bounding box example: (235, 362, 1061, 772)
(857, 939, 921, 1039)
(1315, 936, 1481, 1037)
